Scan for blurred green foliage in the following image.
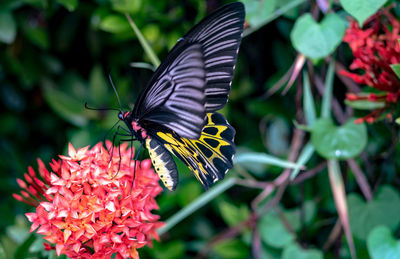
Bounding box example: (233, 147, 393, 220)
(1, 0, 400, 258)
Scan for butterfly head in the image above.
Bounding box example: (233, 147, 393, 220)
(117, 111, 148, 142)
(118, 111, 130, 121)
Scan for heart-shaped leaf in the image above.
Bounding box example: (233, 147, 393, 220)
(348, 186, 400, 241)
(258, 210, 295, 248)
(282, 243, 323, 259)
(311, 118, 367, 159)
(340, 0, 388, 26)
(290, 13, 346, 59)
(367, 225, 400, 259)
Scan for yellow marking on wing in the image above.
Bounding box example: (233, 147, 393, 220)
(156, 118, 232, 186)
(146, 138, 177, 190)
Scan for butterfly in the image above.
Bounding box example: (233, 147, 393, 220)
(118, 2, 245, 191)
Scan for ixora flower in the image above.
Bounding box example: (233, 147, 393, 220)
(13, 142, 164, 259)
(340, 10, 400, 123)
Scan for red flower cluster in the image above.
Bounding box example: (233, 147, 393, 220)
(340, 10, 400, 123)
(14, 142, 164, 259)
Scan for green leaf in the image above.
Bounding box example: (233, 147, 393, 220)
(42, 83, 88, 127)
(258, 210, 295, 248)
(260, 244, 281, 259)
(234, 152, 303, 169)
(266, 117, 290, 156)
(290, 142, 314, 180)
(68, 129, 91, 150)
(390, 63, 400, 79)
(290, 13, 346, 59)
(111, 0, 141, 14)
(367, 225, 400, 259)
(321, 60, 335, 118)
(153, 240, 185, 259)
(213, 239, 249, 259)
(348, 186, 400, 241)
(21, 0, 47, 8)
(24, 25, 49, 49)
(243, 0, 277, 27)
(14, 234, 36, 259)
(219, 201, 250, 227)
(0, 243, 5, 259)
(0, 0, 24, 10)
(0, 11, 16, 44)
(282, 243, 323, 259)
(311, 118, 367, 159)
(243, 0, 307, 37)
(57, 0, 78, 11)
(340, 0, 388, 26)
(88, 65, 108, 104)
(284, 201, 316, 231)
(345, 99, 386, 110)
(303, 71, 316, 126)
(142, 24, 160, 44)
(99, 15, 131, 33)
(177, 181, 202, 207)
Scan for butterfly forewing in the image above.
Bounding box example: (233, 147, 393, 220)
(182, 3, 245, 111)
(137, 43, 207, 139)
(133, 2, 244, 139)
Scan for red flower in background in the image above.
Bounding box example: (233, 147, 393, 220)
(340, 10, 400, 123)
(14, 142, 164, 259)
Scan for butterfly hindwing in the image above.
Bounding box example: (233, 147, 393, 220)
(146, 138, 179, 191)
(154, 113, 235, 189)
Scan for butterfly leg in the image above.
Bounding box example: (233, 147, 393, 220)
(109, 125, 136, 164)
(130, 143, 143, 191)
(110, 126, 136, 178)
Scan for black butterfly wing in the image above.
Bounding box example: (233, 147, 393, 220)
(133, 2, 245, 139)
(152, 112, 236, 190)
(178, 2, 245, 111)
(136, 43, 207, 139)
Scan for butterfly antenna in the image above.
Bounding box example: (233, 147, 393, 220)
(85, 102, 121, 112)
(108, 73, 123, 110)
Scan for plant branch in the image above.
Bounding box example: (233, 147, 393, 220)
(347, 159, 373, 201)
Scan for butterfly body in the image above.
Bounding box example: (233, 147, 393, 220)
(118, 2, 245, 190)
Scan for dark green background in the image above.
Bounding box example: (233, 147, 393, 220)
(1, 0, 400, 258)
